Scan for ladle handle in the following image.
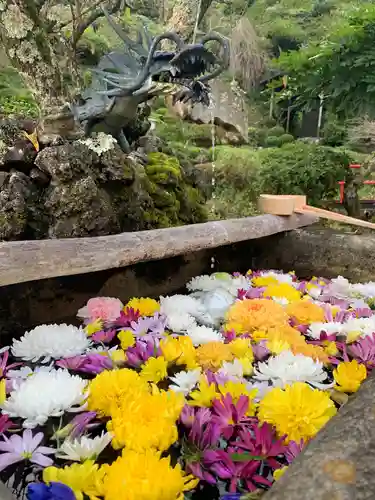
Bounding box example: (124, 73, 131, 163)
(295, 205, 375, 230)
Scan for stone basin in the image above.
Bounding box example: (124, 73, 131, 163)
(1, 214, 375, 499)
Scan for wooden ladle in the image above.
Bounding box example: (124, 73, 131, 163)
(258, 194, 375, 230)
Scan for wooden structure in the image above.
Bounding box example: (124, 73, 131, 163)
(0, 214, 317, 287)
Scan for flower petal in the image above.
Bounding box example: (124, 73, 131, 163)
(0, 452, 22, 471)
(31, 452, 54, 468)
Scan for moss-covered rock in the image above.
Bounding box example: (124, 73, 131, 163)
(146, 153, 182, 185)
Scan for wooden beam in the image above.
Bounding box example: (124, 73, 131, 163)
(0, 214, 317, 287)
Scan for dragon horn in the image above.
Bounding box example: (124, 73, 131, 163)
(197, 33, 230, 83)
(99, 32, 186, 96)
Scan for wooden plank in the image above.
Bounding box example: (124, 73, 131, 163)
(0, 214, 317, 287)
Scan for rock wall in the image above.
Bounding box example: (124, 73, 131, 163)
(0, 118, 207, 240)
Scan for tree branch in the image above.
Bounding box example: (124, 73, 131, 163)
(72, 0, 124, 46)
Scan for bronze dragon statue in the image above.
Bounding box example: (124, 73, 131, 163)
(70, 8, 230, 153)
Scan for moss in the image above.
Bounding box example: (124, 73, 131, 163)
(268, 126, 285, 137)
(280, 133, 295, 145)
(265, 135, 283, 148)
(146, 152, 182, 185)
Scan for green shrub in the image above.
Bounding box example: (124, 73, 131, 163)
(322, 119, 347, 147)
(257, 142, 352, 205)
(0, 67, 38, 117)
(268, 126, 285, 137)
(265, 135, 282, 147)
(280, 133, 294, 145)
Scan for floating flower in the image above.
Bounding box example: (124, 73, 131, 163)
(125, 297, 160, 317)
(258, 382, 337, 443)
(286, 300, 325, 325)
(307, 321, 343, 339)
(211, 394, 249, 438)
(285, 439, 305, 464)
(126, 338, 161, 368)
(56, 353, 113, 374)
(11, 324, 91, 363)
(102, 448, 198, 500)
(117, 329, 135, 350)
(341, 317, 375, 342)
(87, 368, 149, 417)
(43, 460, 105, 500)
(187, 325, 224, 345)
(254, 351, 331, 389)
(2, 369, 88, 428)
(274, 466, 288, 481)
(52, 412, 98, 441)
(160, 336, 197, 369)
(263, 283, 301, 303)
(333, 360, 367, 393)
(84, 319, 103, 337)
(91, 328, 116, 344)
(189, 377, 220, 407)
(77, 297, 123, 324)
(218, 381, 258, 414)
(140, 356, 168, 383)
(108, 390, 184, 451)
(195, 342, 233, 371)
(349, 333, 375, 370)
(226, 299, 289, 334)
(229, 338, 254, 362)
(56, 432, 112, 462)
(169, 369, 201, 395)
(0, 429, 55, 471)
(27, 482, 75, 500)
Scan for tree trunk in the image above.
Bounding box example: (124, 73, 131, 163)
(166, 0, 213, 41)
(0, 1, 76, 113)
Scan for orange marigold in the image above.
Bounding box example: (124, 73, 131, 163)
(225, 299, 289, 334)
(291, 342, 330, 363)
(286, 300, 325, 325)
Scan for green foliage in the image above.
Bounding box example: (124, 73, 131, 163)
(276, 4, 375, 118)
(0, 67, 38, 117)
(280, 133, 294, 144)
(265, 135, 282, 147)
(268, 126, 285, 137)
(322, 118, 347, 147)
(257, 142, 352, 205)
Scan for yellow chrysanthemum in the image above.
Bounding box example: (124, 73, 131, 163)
(140, 356, 168, 383)
(267, 337, 291, 355)
(238, 357, 253, 375)
(346, 330, 362, 344)
(259, 325, 304, 346)
(226, 299, 289, 334)
(228, 338, 254, 362)
(273, 466, 288, 481)
(324, 341, 338, 356)
(118, 329, 136, 350)
(218, 381, 258, 415)
(103, 448, 198, 500)
(43, 461, 105, 500)
(188, 377, 219, 407)
(264, 283, 301, 303)
(125, 298, 160, 316)
(160, 336, 197, 369)
(85, 319, 103, 336)
(88, 368, 149, 417)
(252, 276, 279, 287)
(110, 349, 126, 365)
(258, 382, 337, 443)
(333, 360, 367, 393)
(0, 379, 6, 406)
(224, 321, 247, 335)
(286, 300, 325, 325)
(108, 389, 184, 451)
(195, 342, 233, 371)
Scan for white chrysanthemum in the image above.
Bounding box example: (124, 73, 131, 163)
(325, 276, 354, 299)
(6, 364, 54, 380)
(56, 432, 112, 462)
(191, 289, 235, 326)
(259, 271, 294, 284)
(166, 313, 197, 333)
(306, 285, 322, 300)
(254, 351, 331, 389)
(341, 316, 375, 339)
(307, 321, 343, 339)
(272, 296, 289, 306)
(351, 282, 375, 300)
(2, 369, 88, 428)
(187, 273, 250, 296)
(11, 324, 91, 363)
(169, 369, 201, 395)
(219, 359, 244, 378)
(187, 325, 224, 346)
